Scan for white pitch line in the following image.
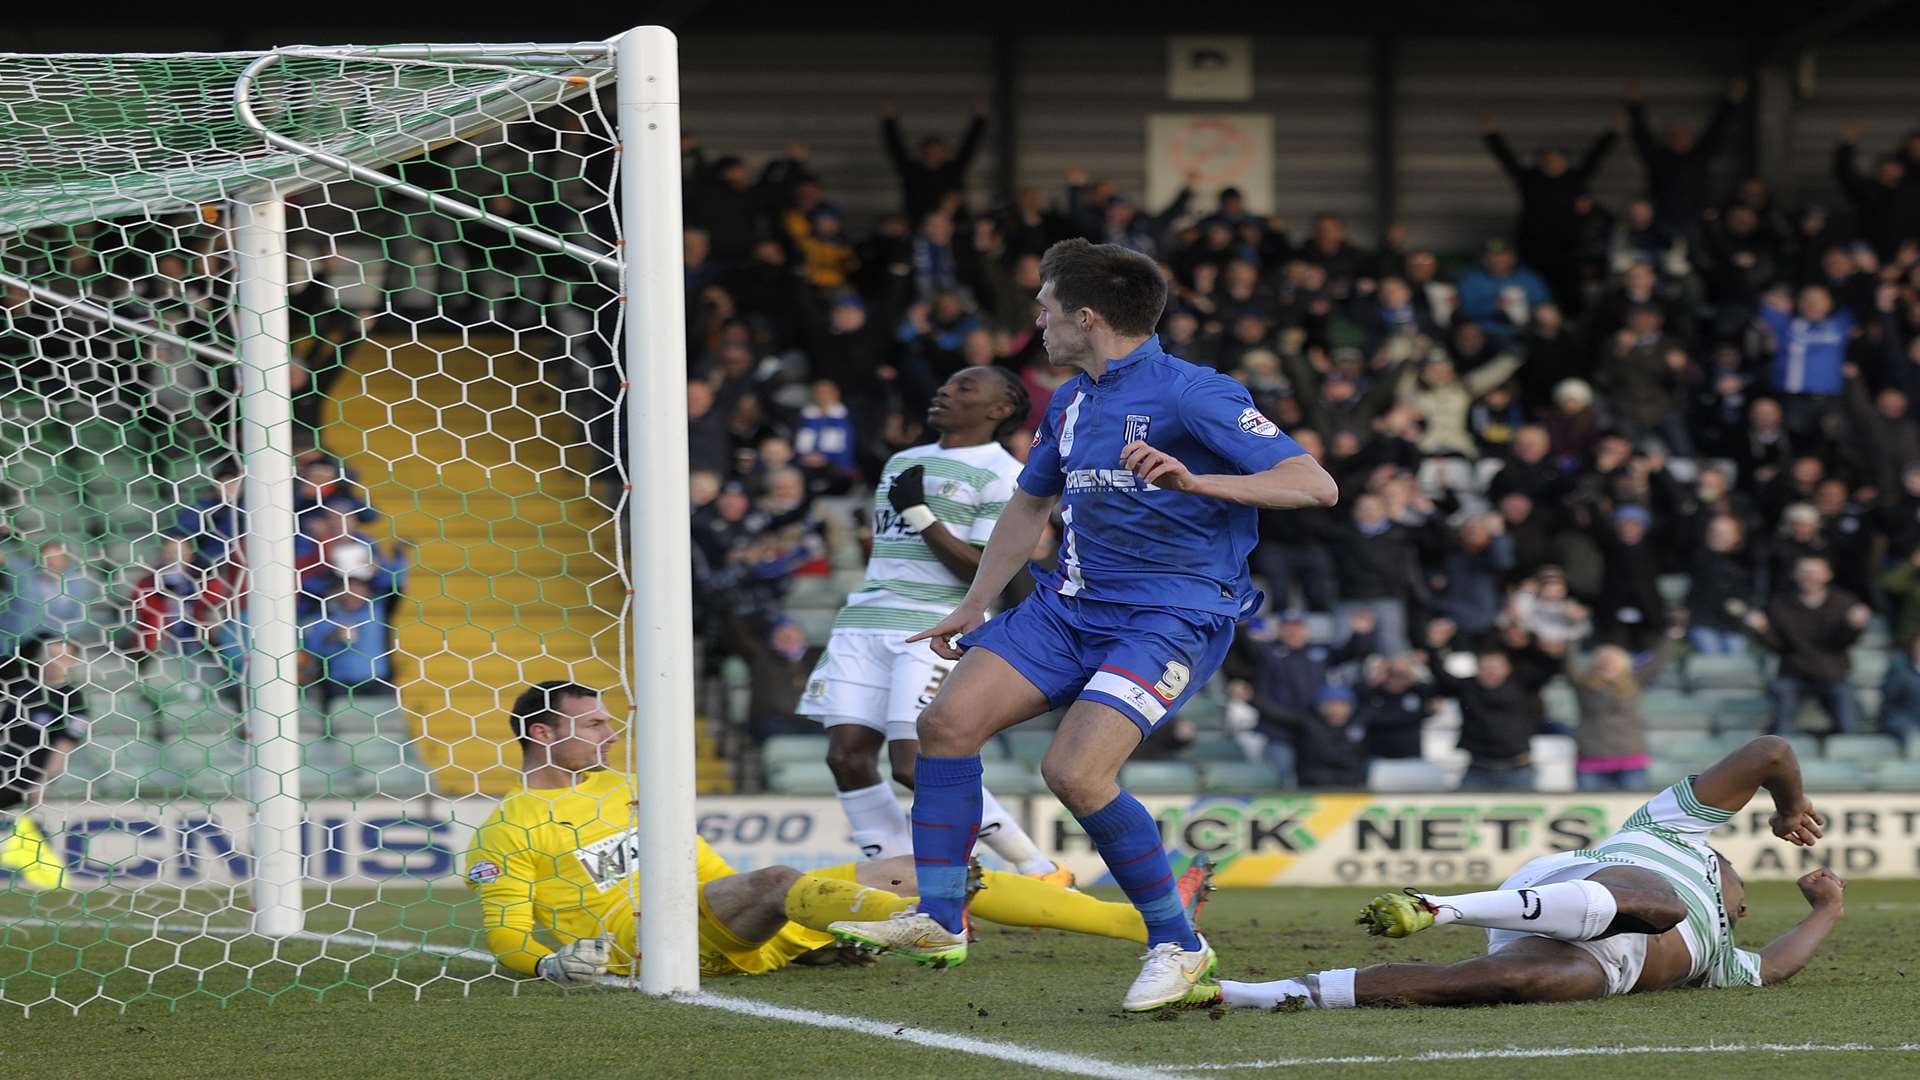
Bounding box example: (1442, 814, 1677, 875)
(1174, 1042, 1920, 1071)
(684, 992, 1185, 1080)
(0, 917, 1174, 1080)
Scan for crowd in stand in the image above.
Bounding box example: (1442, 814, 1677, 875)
(683, 82, 1920, 791)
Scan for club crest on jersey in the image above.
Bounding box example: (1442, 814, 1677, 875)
(468, 860, 503, 885)
(1124, 413, 1151, 444)
(805, 679, 826, 700)
(1237, 406, 1280, 438)
(1154, 661, 1191, 699)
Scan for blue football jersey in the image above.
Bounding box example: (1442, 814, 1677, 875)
(1018, 336, 1305, 617)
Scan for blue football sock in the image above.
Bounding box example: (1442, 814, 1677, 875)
(911, 754, 983, 934)
(1078, 791, 1201, 951)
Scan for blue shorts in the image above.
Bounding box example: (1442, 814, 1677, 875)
(959, 586, 1235, 737)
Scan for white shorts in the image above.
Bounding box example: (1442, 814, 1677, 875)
(795, 627, 954, 742)
(1484, 851, 1648, 997)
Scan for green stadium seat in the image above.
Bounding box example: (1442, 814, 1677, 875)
(351, 739, 434, 799)
(167, 738, 245, 800)
(1779, 734, 1821, 762)
(1872, 761, 1920, 792)
(1367, 758, 1451, 792)
(980, 759, 1048, 795)
(1201, 761, 1283, 793)
(1005, 729, 1054, 764)
(1118, 761, 1198, 794)
(766, 761, 840, 796)
(975, 739, 1008, 761)
(1648, 759, 1695, 791)
(1795, 760, 1871, 793)
(1646, 732, 1724, 762)
(1180, 693, 1226, 730)
(1823, 734, 1903, 764)
(1850, 650, 1891, 687)
(1540, 684, 1578, 723)
(1641, 693, 1713, 731)
(1709, 696, 1770, 731)
(761, 734, 830, 765)
(1185, 737, 1248, 763)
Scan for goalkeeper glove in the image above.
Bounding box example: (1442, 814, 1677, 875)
(537, 936, 611, 985)
(886, 465, 938, 534)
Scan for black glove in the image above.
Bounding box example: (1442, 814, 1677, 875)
(885, 465, 937, 533)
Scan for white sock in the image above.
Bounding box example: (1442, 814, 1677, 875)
(1316, 967, 1357, 1009)
(977, 785, 1056, 876)
(1219, 968, 1357, 1010)
(1421, 880, 1617, 941)
(836, 782, 910, 860)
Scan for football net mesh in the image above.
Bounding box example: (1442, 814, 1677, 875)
(0, 43, 634, 1011)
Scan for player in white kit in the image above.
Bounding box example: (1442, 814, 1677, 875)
(798, 366, 1072, 885)
(1191, 735, 1845, 1010)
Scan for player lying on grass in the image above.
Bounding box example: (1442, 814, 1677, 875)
(464, 681, 1210, 983)
(1192, 735, 1844, 1009)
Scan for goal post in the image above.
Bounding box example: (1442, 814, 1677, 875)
(615, 27, 699, 997)
(0, 26, 697, 1009)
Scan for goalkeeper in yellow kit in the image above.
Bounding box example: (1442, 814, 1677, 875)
(465, 681, 1212, 983)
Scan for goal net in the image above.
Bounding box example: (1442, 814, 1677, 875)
(0, 33, 696, 1012)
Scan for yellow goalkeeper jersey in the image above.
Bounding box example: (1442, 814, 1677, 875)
(463, 769, 734, 977)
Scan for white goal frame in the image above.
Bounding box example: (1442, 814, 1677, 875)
(0, 26, 698, 996)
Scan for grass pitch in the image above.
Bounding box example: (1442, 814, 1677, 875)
(2, 882, 1917, 1079)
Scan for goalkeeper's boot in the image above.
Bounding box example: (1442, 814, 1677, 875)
(1356, 888, 1439, 939)
(1027, 861, 1077, 890)
(829, 911, 969, 969)
(1121, 934, 1217, 1012)
(1176, 853, 1217, 927)
(0, 814, 64, 891)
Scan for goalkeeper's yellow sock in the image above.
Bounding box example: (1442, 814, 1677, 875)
(782, 873, 913, 931)
(969, 869, 1146, 944)
(809, 861, 860, 883)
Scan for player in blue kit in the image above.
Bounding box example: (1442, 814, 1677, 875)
(829, 239, 1338, 1010)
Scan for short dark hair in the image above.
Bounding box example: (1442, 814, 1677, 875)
(979, 366, 1031, 442)
(509, 681, 600, 748)
(1038, 239, 1167, 337)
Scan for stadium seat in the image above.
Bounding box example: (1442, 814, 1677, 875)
(1118, 761, 1199, 794)
(1779, 733, 1822, 762)
(168, 738, 245, 800)
(979, 759, 1048, 796)
(1647, 759, 1695, 791)
(761, 734, 830, 766)
(975, 739, 1008, 761)
(1679, 653, 1765, 693)
(1850, 650, 1891, 687)
(1185, 737, 1248, 763)
(1872, 761, 1920, 791)
(1795, 760, 1871, 793)
(351, 739, 434, 799)
(1005, 729, 1054, 764)
(766, 761, 840, 796)
(1822, 734, 1904, 764)
(1709, 696, 1771, 731)
(1366, 758, 1451, 792)
(1201, 761, 1283, 793)
(1647, 732, 1724, 763)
